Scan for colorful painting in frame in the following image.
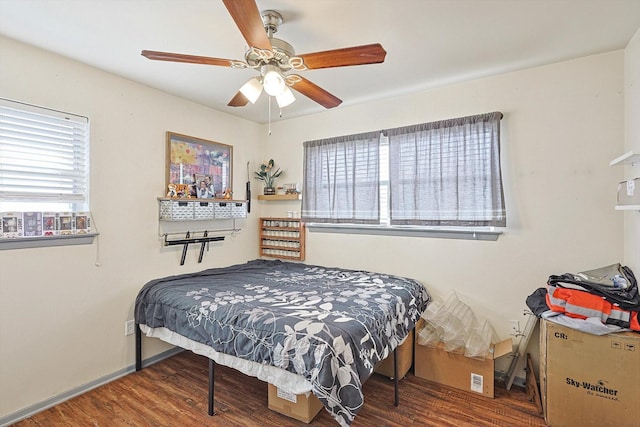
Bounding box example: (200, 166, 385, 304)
(166, 132, 232, 198)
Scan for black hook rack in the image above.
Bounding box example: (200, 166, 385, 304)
(163, 231, 225, 265)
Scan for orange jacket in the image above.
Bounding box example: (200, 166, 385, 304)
(547, 285, 640, 331)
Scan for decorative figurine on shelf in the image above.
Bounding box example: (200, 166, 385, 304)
(167, 184, 177, 198)
(223, 188, 233, 199)
(283, 183, 301, 195)
(254, 159, 283, 195)
(175, 184, 192, 198)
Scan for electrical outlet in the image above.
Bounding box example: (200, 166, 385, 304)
(509, 320, 520, 334)
(125, 320, 135, 336)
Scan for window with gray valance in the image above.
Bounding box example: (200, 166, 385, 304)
(301, 131, 380, 224)
(387, 112, 505, 227)
(302, 112, 506, 230)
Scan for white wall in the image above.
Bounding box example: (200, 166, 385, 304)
(624, 29, 640, 272)
(0, 35, 628, 420)
(0, 36, 262, 419)
(259, 51, 626, 376)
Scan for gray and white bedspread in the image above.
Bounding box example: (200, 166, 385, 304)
(135, 259, 430, 426)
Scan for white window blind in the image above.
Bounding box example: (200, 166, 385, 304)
(0, 98, 89, 210)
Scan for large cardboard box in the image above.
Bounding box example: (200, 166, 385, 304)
(414, 319, 512, 398)
(374, 329, 414, 379)
(267, 383, 323, 423)
(540, 319, 640, 427)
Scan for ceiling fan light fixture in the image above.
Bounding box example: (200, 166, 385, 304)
(239, 77, 263, 104)
(262, 64, 286, 96)
(276, 86, 295, 108)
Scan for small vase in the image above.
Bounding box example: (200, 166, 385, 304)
(263, 186, 276, 195)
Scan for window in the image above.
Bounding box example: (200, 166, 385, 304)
(0, 98, 90, 213)
(387, 112, 505, 227)
(0, 98, 93, 248)
(301, 131, 380, 224)
(302, 112, 505, 234)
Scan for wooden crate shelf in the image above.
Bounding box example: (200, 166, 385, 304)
(259, 217, 305, 261)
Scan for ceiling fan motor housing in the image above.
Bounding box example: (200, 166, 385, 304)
(261, 10, 283, 35)
(245, 10, 296, 73)
(244, 38, 295, 71)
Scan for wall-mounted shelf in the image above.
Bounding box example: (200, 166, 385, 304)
(257, 194, 301, 201)
(260, 217, 305, 261)
(610, 150, 639, 166)
(158, 198, 247, 221)
(610, 152, 639, 211)
(0, 233, 98, 250)
(615, 205, 640, 211)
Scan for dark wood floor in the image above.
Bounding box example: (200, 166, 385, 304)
(12, 351, 546, 426)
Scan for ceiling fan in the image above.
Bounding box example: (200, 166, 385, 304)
(141, 0, 387, 110)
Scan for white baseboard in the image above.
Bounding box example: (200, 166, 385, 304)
(0, 347, 183, 427)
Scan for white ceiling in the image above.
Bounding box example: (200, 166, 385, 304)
(1, 0, 639, 124)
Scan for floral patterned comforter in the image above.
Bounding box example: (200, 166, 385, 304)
(135, 259, 430, 426)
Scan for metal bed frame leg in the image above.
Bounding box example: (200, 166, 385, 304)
(393, 348, 399, 406)
(135, 323, 216, 417)
(208, 359, 215, 416)
(135, 325, 142, 371)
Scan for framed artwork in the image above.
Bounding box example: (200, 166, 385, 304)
(166, 132, 232, 198)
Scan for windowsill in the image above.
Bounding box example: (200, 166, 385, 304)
(0, 233, 98, 250)
(306, 223, 502, 241)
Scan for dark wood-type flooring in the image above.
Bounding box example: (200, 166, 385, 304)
(12, 351, 546, 426)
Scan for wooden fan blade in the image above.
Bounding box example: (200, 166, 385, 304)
(297, 43, 386, 70)
(289, 75, 342, 109)
(228, 91, 250, 107)
(222, 0, 272, 51)
(141, 50, 236, 67)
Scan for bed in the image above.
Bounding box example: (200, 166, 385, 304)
(134, 259, 430, 426)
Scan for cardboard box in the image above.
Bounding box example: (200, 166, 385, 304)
(73, 212, 91, 234)
(0, 212, 23, 238)
(374, 329, 414, 379)
(22, 212, 43, 237)
(43, 212, 57, 236)
(414, 319, 512, 398)
(540, 319, 640, 427)
(267, 383, 323, 423)
(57, 212, 74, 235)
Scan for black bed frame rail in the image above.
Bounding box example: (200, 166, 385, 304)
(135, 326, 400, 417)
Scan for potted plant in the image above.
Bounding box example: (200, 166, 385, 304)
(254, 159, 283, 195)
